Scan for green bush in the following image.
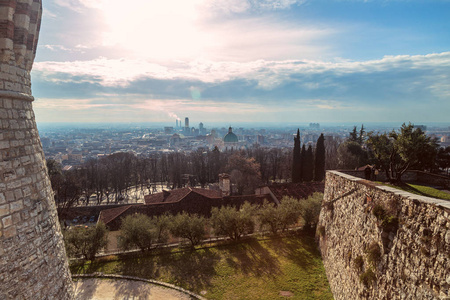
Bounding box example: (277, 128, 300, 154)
(359, 268, 376, 287)
(170, 212, 206, 247)
(366, 242, 381, 267)
(211, 202, 255, 240)
(353, 255, 364, 272)
(118, 213, 169, 252)
(64, 222, 108, 260)
(299, 192, 323, 229)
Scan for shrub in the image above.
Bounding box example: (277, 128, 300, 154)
(381, 215, 398, 231)
(170, 212, 206, 247)
(211, 202, 255, 240)
(366, 242, 381, 267)
(118, 213, 169, 252)
(299, 192, 323, 229)
(372, 204, 385, 220)
(353, 255, 364, 272)
(359, 268, 376, 287)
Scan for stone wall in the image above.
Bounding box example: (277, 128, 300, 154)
(0, 1, 74, 298)
(318, 171, 450, 300)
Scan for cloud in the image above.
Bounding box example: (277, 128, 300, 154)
(31, 51, 450, 123)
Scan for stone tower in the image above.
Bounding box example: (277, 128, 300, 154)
(0, 1, 74, 298)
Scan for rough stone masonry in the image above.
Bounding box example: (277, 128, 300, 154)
(0, 0, 74, 298)
(319, 171, 450, 300)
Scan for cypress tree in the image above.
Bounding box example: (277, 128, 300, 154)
(292, 129, 301, 183)
(300, 144, 306, 182)
(303, 145, 314, 181)
(314, 133, 326, 181)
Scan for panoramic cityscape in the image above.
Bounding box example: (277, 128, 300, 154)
(1, 0, 450, 299)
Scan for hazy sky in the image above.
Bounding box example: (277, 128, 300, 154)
(32, 0, 450, 125)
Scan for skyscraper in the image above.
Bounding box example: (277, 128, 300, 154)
(185, 117, 189, 128)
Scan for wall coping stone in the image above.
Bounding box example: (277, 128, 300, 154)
(328, 170, 450, 211)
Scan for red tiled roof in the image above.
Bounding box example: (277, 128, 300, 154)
(191, 188, 221, 199)
(98, 205, 133, 225)
(144, 187, 221, 205)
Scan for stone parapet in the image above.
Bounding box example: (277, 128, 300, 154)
(318, 170, 450, 300)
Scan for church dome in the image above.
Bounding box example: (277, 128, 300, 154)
(223, 127, 238, 143)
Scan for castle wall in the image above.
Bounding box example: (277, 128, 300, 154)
(318, 171, 450, 300)
(0, 1, 74, 298)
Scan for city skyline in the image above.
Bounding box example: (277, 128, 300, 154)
(32, 0, 450, 124)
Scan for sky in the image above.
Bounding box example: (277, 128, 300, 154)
(31, 0, 450, 126)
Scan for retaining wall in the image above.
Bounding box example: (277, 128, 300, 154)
(318, 171, 450, 299)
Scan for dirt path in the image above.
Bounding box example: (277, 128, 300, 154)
(74, 278, 193, 300)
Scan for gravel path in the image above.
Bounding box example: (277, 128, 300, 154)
(74, 278, 193, 300)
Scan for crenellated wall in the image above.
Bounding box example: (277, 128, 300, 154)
(318, 171, 450, 300)
(0, 1, 74, 298)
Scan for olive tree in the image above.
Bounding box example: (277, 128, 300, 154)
(170, 212, 206, 247)
(64, 222, 108, 260)
(211, 202, 255, 240)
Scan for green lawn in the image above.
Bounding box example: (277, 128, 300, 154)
(70, 231, 333, 300)
(381, 182, 450, 200)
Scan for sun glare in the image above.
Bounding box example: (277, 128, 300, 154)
(95, 0, 214, 61)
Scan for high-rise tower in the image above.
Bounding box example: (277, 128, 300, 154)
(0, 1, 74, 298)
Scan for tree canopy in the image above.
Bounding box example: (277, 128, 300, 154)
(367, 123, 439, 182)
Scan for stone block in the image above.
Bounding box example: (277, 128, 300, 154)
(0, 204, 9, 215)
(3, 225, 17, 238)
(2, 215, 13, 228)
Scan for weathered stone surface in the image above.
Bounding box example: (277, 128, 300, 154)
(319, 171, 450, 300)
(0, 1, 74, 299)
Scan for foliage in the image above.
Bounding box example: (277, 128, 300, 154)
(211, 203, 256, 240)
(64, 222, 108, 260)
(353, 255, 364, 272)
(292, 129, 302, 183)
(436, 146, 450, 175)
(225, 153, 262, 195)
(349, 125, 365, 145)
(169, 212, 206, 247)
(303, 145, 314, 181)
(258, 197, 302, 234)
(383, 182, 450, 200)
(258, 201, 282, 234)
(47, 159, 82, 220)
(366, 242, 381, 267)
(314, 133, 326, 181)
(337, 141, 368, 169)
(299, 192, 323, 229)
(118, 213, 169, 252)
(359, 268, 376, 287)
(367, 123, 439, 182)
(278, 197, 303, 231)
(70, 234, 334, 300)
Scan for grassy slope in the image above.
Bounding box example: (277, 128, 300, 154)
(382, 182, 450, 200)
(71, 232, 333, 300)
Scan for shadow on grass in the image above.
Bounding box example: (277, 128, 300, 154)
(222, 238, 282, 278)
(158, 248, 220, 291)
(265, 230, 320, 270)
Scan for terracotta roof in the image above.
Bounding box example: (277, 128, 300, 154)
(144, 187, 221, 205)
(190, 188, 221, 199)
(98, 205, 133, 226)
(268, 182, 324, 202)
